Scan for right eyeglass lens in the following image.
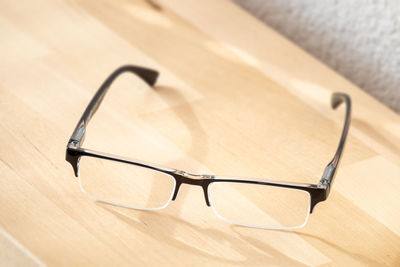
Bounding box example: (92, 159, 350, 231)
(78, 156, 176, 210)
(209, 181, 311, 229)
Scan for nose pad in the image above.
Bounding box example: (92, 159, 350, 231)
(171, 181, 182, 201)
(170, 178, 211, 207)
(203, 186, 211, 206)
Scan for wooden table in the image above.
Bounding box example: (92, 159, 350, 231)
(1, 0, 400, 265)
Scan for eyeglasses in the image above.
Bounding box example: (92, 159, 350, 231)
(66, 65, 351, 230)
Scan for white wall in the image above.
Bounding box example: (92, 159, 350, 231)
(234, 0, 400, 113)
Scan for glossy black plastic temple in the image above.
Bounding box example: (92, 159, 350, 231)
(66, 65, 351, 214)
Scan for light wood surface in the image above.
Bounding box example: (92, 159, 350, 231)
(1, 0, 400, 266)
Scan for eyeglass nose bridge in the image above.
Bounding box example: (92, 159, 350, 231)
(171, 171, 215, 207)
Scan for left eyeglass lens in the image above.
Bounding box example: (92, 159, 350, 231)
(78, 156, 176, 210)
(209, 180, 311, 229)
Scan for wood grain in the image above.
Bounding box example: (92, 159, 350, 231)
(1, 0, 399, 265)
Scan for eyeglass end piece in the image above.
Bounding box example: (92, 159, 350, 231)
(66, 148, 80, 177)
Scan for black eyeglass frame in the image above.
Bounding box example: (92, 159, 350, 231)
(66, 65, 351, 215)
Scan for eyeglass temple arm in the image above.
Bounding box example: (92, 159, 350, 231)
(319, 93, 351, 196)
(67, 65, 159, 148)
